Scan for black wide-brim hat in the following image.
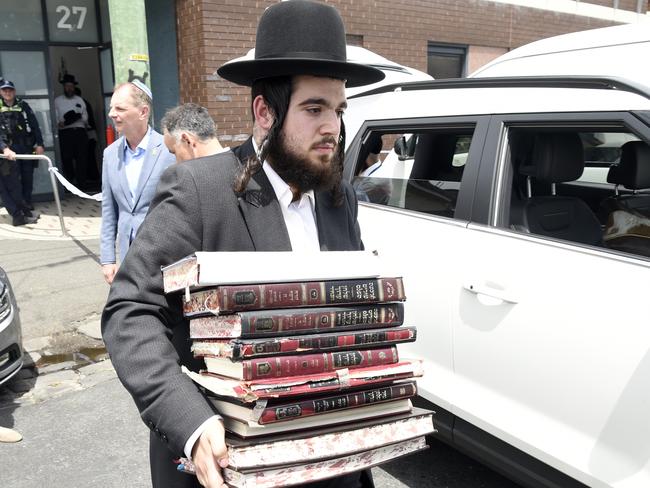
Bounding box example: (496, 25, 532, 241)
(217, 0, 385, 88)
(60, 74, 79, 85)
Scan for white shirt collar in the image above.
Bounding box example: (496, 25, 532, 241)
(125, 126, 151, 155)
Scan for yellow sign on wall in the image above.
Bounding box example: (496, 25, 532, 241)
(129, 54, 150, 62)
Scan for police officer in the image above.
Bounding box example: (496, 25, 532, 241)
(0, 78, 45, 210)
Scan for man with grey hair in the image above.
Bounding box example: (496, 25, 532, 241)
(100, 81, 175, 284)
(161, 103, 227, 162)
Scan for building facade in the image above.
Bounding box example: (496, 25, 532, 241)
(174, 0, 649, 145)
(0, 0, 647, 201)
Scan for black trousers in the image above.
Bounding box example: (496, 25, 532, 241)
(12, 144, 37, 205)
(0, 160, 26, 217)
(150, 433, 375, 488)
(59, 127, 88, 190)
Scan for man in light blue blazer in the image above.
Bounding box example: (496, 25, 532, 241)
(100, 81, 175, 284)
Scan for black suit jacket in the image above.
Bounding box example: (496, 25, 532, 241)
(101, 151, 363, 463)
(231, 136, 255, 164)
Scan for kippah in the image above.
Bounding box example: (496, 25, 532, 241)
(131, 79, 153, 100)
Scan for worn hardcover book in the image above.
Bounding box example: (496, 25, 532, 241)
(221, 398, 413, 437)
(188, 302, 405, 339)
(210, 381, 417, 424)
(162, 250, 383, 293)
(182, 277, 406, 318)
(203, 346, 399, 380)
(182, 359, 423, 402)
(192, 327, 416, 359)
(176, 408, 434, 471)
(222, 437, 428, 488)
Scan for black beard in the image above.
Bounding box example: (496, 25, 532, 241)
(266, 131, 339, 194)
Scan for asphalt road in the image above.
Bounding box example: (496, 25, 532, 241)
(0, 237, 108, 340)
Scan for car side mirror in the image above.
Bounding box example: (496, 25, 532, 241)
(394, 135, 416, 161)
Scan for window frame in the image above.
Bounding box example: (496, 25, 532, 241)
(426, 42, 468, 79)
(343, 115, 491, 222)
(482, 111, 650, 230)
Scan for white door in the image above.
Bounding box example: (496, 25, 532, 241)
(454, 227, 650, 488)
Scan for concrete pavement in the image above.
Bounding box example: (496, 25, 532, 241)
(0, 196, 109, 340)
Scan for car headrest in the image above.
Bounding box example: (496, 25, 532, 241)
(606, 165, 620, 184)
(519, 133, 584, 183)
(411, 133, 460, 181)
(612, 141, 650, 190)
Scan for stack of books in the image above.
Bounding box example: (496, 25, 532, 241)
(162, 251, 434, 487)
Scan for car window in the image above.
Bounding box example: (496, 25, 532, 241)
(579, 132, 641, 184)
(500, 125, 650, 258)
(352, 128, 475, 218)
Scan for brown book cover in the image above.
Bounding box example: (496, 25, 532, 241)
(176, 408, 434, 472)
(211, 381, 418, 424)
(192, 326, 416, 359)
(182, 277, 405, 318)
(189, 302, 405, 339)
(203, 346, 399, 381)
(182, 359, 424, 402)
(222, 437, 428, 487)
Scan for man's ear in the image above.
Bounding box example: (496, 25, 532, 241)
(180, 132, 193, 146)
(140, 104, 150, 121)
(252, 95, 274, 131)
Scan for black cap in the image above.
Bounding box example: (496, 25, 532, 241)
(0, 79, 15, 90)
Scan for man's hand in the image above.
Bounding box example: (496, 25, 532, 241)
(192, 417, 229, 488)
(102, 263, 118, 284)
(2, 147, 16, 160)
(34, 146, 45, 155)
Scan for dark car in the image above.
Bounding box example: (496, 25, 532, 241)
(0, 265, 23, 385)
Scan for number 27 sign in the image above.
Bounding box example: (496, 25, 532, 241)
(55, 5, 88, 31)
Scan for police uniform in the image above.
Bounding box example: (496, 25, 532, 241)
(0, 79, 41, 226)
(0, 90, 44, 207)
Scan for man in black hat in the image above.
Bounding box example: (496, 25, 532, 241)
(102, 2, 384, 488)
(54, 73, 89, 190)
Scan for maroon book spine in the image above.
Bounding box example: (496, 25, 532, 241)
(240, 302, 404, 336)
(258, 382, 417, 424)
(234, 327, 416, 358)
(183, 277, 405, 316)
(238, 346, 398, 381)
(189, 303, 405, 339)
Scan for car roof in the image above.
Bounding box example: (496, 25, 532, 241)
(345, 46, 433, 97)
(344, 76, 650, 147)
(470, 24, 650, 90)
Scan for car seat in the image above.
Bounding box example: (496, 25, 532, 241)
(517, 132, 603, 246)
(602, 141, 650, 256)
(601, 141, 650, 217)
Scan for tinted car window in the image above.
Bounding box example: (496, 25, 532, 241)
(352, 128, 475, 218)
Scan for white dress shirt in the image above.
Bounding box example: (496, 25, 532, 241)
(54, 94, 88, 130)
(123, 127, 152, 203)
(263, 162, 320, 252)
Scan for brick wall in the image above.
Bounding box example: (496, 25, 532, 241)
(174, 0, 632, 145)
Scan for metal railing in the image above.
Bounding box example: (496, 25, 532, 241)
(0, 154, 67, 236)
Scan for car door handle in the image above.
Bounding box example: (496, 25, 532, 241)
(463, 283, 518, 304)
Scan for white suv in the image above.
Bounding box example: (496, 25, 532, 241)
(343, 76, 650, 488)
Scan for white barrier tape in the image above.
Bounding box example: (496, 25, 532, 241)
(48, 166, 102, 202)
